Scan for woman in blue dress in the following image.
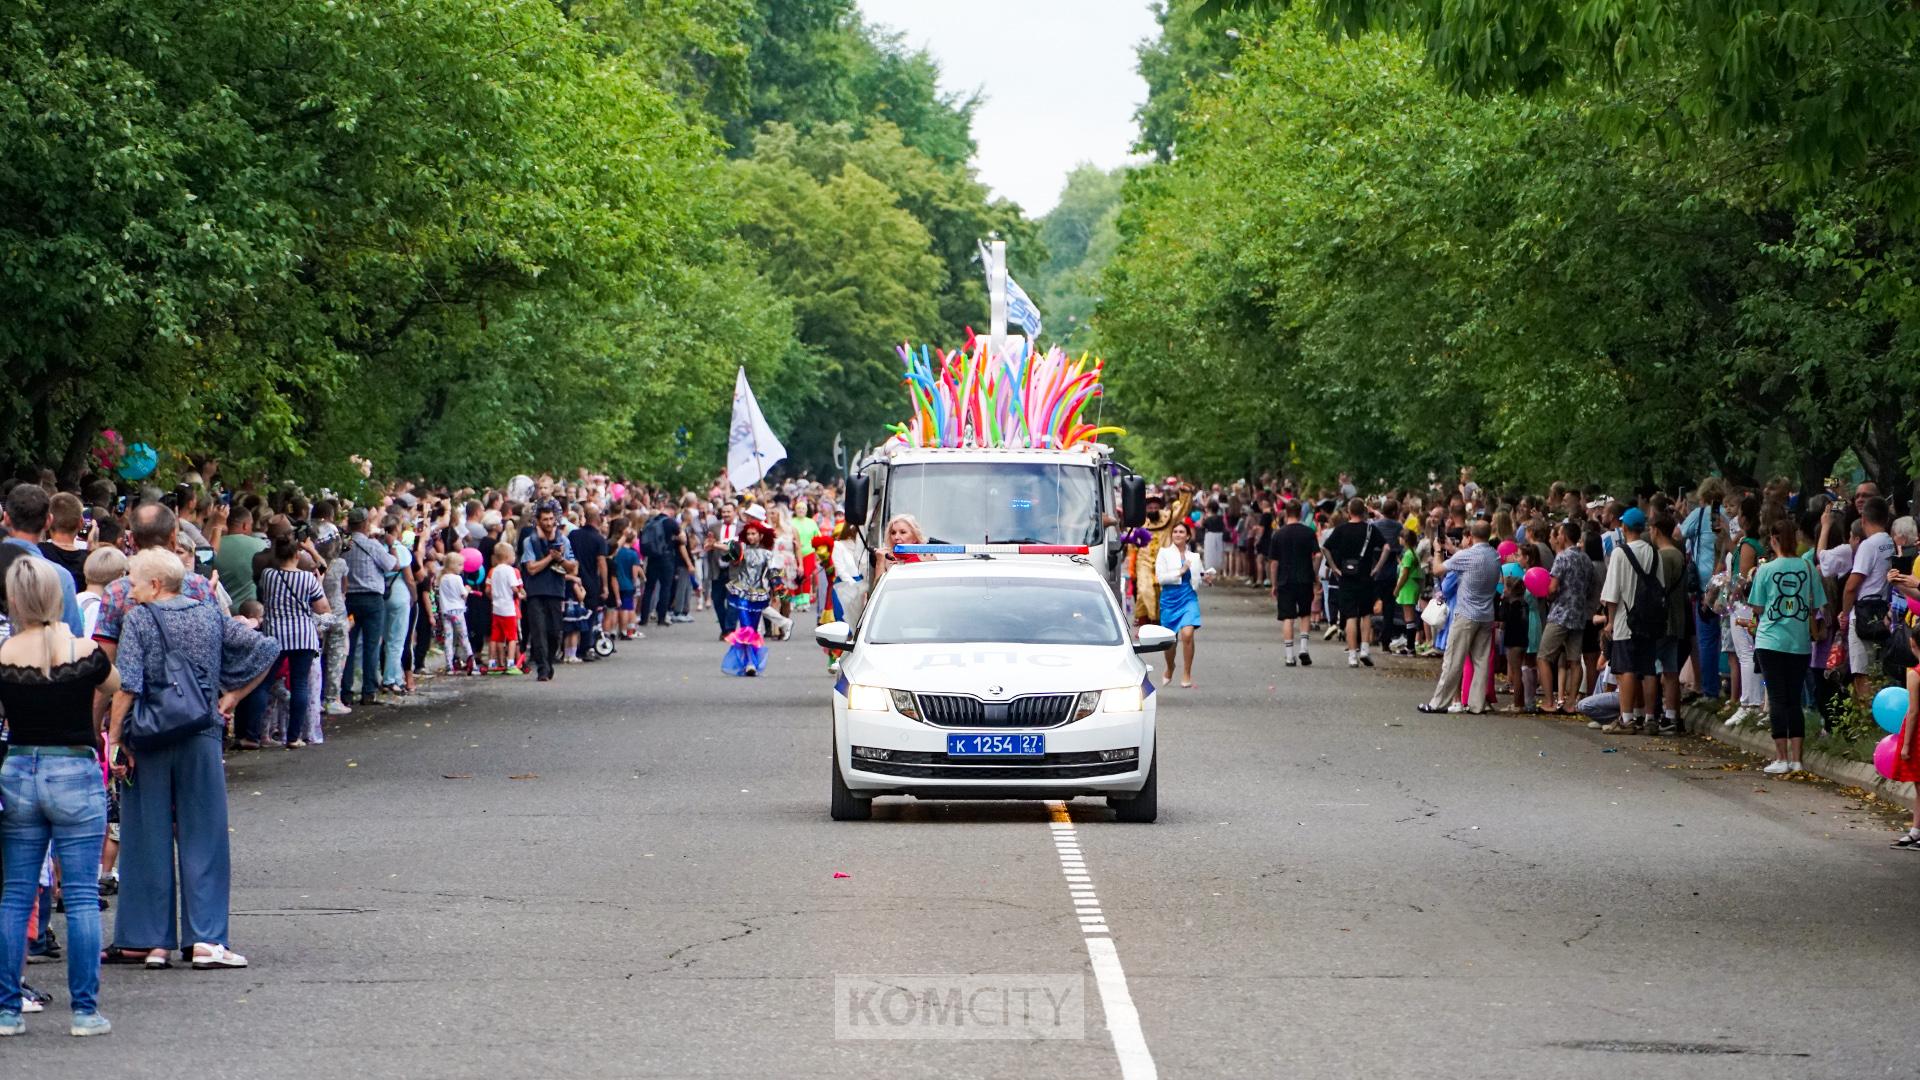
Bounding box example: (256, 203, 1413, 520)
(721, 511, 783, 677)
(1153, 521, 1215, 688)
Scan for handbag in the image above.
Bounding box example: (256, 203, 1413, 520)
(1421, 594, 1449, 629)
(125, 605, 221, 751)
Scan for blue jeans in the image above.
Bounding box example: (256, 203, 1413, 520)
(283, 648, 316, 743)
(1693, 598, 1722, 698)
(235, 679, 271, 744)
(1, 750, 108, 1015)
(113, 728, 231, 952)
(381, 584, 410, 687)
(344, 590, 386, 698)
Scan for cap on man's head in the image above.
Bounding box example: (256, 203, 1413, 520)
(1620, 507, 1647, 531)
(347, 507, 369, 528)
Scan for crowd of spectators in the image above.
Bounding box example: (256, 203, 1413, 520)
(1197, 471, 1919, 780)
(0, 462, 851, 1034)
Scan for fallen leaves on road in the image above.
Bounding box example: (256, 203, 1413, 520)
(509, 773, 539, 780)
(442, 773, 473, 780)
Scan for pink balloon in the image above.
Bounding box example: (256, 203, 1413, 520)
(1523, 565, 1551, 598)
(1874, 733, 1901, 779)
(463, 548, 483, 575)
(1496, 540, 1519, 559)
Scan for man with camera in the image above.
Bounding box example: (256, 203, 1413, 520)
(519, 500, 577, 681)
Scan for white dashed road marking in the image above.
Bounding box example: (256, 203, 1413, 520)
(1046, 800, 1157, 1080)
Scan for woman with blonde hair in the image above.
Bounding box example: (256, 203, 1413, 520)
(873, 514, 926, 582)
(768, 506, 799, 636)
(0, 557, 118, 1035)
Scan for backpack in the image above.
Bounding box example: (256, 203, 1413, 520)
(640, 514, 669, 559)
(1370, 525, 1402, 589)
(1622, 543, 1667, 641)
(125, 605, 222, 751)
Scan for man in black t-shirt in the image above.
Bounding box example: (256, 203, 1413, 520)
(1267, 500, 1321, 667)
(1322, 499, 1386, 668)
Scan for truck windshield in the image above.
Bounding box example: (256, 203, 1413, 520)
(886, 462, 1100, 546)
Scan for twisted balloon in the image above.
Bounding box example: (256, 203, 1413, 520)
(891, 333, 1125, 450)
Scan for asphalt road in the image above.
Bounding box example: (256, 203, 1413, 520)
(11, 587, 1918, 1079)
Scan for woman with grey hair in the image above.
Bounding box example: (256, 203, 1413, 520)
(104, 549, 279, 971)
(0, 558, 119, 1036)
(1891, 515, 1919, 559)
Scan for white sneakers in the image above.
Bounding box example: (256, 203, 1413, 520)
(1761, 760, 1801, 776)
(1725, 706, 1754, 727)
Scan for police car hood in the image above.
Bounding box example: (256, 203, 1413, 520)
(852, 643, 1142, 695)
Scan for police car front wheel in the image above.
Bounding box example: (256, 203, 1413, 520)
(830, 756, 873, 821)
(1107, 752, 1157, 823)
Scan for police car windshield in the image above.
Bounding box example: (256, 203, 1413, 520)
(864, 576, 1123, 646)
(886, 463, 1099, 546)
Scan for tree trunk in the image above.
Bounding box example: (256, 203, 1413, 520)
(57, 409, 99, 489)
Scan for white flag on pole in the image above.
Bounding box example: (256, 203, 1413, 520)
(727, 366, 786, 490)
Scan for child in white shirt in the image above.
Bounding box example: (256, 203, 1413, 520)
(439, 554, 474, 673)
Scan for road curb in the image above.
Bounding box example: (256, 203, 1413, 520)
(1680, 702, 1916, 810)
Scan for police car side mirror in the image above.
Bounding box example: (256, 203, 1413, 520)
(1134, 625, 1176, 655)
(844, 474, 871, 528)
(1121, 476, 1147, 529)
(816, 621, 854, 650)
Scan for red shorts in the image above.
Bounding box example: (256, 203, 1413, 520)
(490, 615, 520, 643)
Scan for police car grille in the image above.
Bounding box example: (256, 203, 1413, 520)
(851, 750, 1135, 781)
(914, 693, 1076, 728)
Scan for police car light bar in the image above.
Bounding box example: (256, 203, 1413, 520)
(894, 544, 1090, 556)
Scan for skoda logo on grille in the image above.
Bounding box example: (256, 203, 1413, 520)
(985, 685, 1004, 697)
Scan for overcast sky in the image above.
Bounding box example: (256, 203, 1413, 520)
(857, 0, 1160, 216)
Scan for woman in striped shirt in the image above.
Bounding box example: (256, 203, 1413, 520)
(258, 531, 329, 747)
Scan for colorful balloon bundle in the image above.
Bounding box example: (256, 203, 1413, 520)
(887, 330, 1126, 450)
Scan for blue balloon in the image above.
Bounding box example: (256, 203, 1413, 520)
(1872, 685, 1909, 735)
(116, 442, 157, 481)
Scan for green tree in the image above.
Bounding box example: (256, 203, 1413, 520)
(1102, 7, 1920, 492)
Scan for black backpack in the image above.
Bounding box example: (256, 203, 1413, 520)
(639, 514, 669, 559)
(1622, 544, 1667, 640)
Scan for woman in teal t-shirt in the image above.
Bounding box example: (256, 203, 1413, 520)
(1746, 518, 1827, 776)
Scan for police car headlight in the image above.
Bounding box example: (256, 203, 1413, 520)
(847, 684, 892, 712)
(1100, 685, 1145, 713)
(1072, 690, 1102, 721)
(890, 689, 921, 720)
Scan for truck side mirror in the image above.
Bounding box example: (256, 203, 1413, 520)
(845, 474, 871, 527)
(1121, 476, 1147, 528)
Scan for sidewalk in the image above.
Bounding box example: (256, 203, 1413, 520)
(1679, 698, 1916, 810)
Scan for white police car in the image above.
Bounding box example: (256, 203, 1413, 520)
(816, 546, 1174, 822)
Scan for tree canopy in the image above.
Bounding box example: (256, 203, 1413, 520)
(1095, 1, 1920, 496)
(1, 0, 1027, 487)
